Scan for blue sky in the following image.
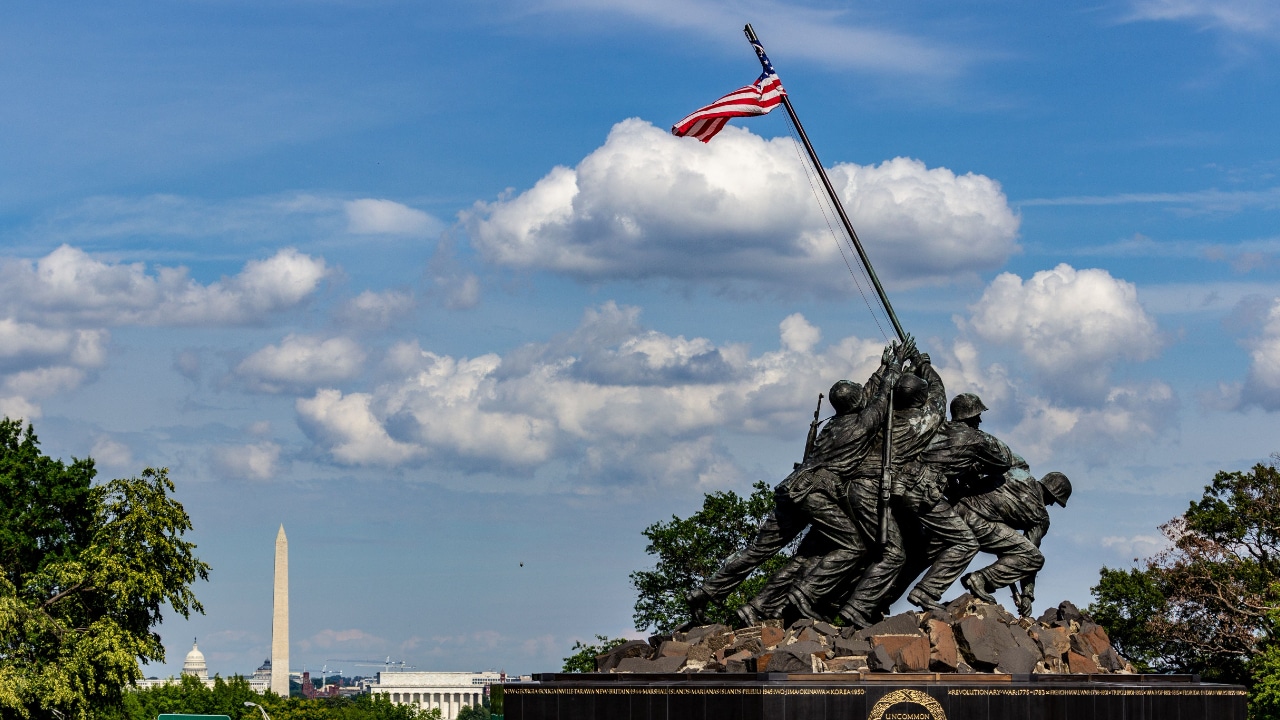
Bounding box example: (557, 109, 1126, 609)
(4, 0, 1280, 679)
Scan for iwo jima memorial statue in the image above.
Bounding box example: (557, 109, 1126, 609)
(500, 25, 1246, 720)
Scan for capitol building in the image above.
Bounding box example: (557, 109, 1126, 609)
(133, 640, 218, 690)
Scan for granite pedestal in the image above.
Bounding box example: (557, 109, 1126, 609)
(502, 673, 1245, 720)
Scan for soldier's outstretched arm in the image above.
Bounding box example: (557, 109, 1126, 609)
(858, 356, 905, 432)
(970, 431, 1016, 475)
(1024, 516, 1049, 548)
(920, 361, 946, 417)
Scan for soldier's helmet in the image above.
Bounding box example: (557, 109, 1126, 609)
(1040, 471, 1072, 507)
(828, 380, 864, 414)
(950, 393, 988, 422)
(892, 373, 929, 410)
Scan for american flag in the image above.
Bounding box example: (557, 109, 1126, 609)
(671, 40, 785, 143)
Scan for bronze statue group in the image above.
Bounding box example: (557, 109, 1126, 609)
(688, 338, 1072, 630)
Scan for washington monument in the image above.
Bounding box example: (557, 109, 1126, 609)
(271, 524, 289, 696)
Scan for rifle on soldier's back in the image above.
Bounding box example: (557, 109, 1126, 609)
(795, 393, 825, 469)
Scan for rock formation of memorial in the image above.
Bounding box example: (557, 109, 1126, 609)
(593, 599, 1134, 675)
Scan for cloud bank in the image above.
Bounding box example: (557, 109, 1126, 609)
(236, 335, 366, 394)
(0, 245, 329, 326)
(296, 302, 889, 489)
(467, 119, 1020, 293)
(965, 264, 1161, 401)
(934, 264, 1175, 466)
(1240, 297, 1280, 410)
(0, 245, 331, 419)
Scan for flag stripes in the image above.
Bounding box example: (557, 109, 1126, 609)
(671, 73, 785, 142)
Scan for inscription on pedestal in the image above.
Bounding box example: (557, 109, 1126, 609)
(503, 676, 1247, 720)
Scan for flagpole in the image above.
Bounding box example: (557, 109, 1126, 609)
(743, 24, 906, 344)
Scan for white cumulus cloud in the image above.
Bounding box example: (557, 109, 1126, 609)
(933, 339, 1176, 466)
(0, 245, 329, 326)
(0, 319, 107, 373)
(1240, 297, 1280, 410)
(966, 264, 1161, 400)
(1101, 533, 1170, 561)
(336, 289, 415, 329)
(344, 199, 440, 235)
(91, 435, 134, 470)
(297, 302, 891, 488)
(0, 320, 108, 420)
(209, 441, 283, 480)
(466, 119, 1019, 292)
(236, 335, 366, 394)
(296, 389, 423, 466)
(779, 313, 821, 353)
(1003, 381, 1178, 464)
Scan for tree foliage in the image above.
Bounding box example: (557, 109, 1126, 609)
(561, 635, 628, 673)
(106, 675, 441, 720)
(0, 419, 209, 719)
(1089, 454, 1280, 695)
(629, 480, 790, 633)
(454, 702, 491, 720)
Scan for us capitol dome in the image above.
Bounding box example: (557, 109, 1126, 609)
(182, 638, 209, 681)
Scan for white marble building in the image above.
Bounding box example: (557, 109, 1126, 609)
(248, 658, 272, 693)
(182, 639, 209, 682)
(135, 640, 217, 690)
(368, 671, 501, 719)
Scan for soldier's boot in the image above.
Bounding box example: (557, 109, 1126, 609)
(907, 587, 944, 612)
(838, 606, 878, 631)
(686, 586, 712, 624)
(787, 590, 825, 622)
(735, 602, 762, 628)
(961, 572, 997, 604)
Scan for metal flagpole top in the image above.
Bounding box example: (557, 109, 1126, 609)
(741, 24, 907, 343)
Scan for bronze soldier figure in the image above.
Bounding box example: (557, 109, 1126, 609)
(952, 461, 1072, 618)
(686, 339, 911, 626)
(834, 349, 948, 628)
(880, 392, 1020, 613)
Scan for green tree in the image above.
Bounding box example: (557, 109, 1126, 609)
(629, 480, 789, 633)
(110, 675, 442, 720)
(0, 419, 210, 720)
(1250, 611, 1280, 720)
(455, 702, 490, 720)
(561, 635, 628, 672)
(1089, 455, 1280, 712)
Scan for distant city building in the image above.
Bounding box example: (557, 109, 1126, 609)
(300, 670, 342, 698)
(367, 671, 501, 719)
(134, 639, 217, 690)
(249, 658, 272, 693)
(182, 639, 209, 681)
(132, 676, 172, 690)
